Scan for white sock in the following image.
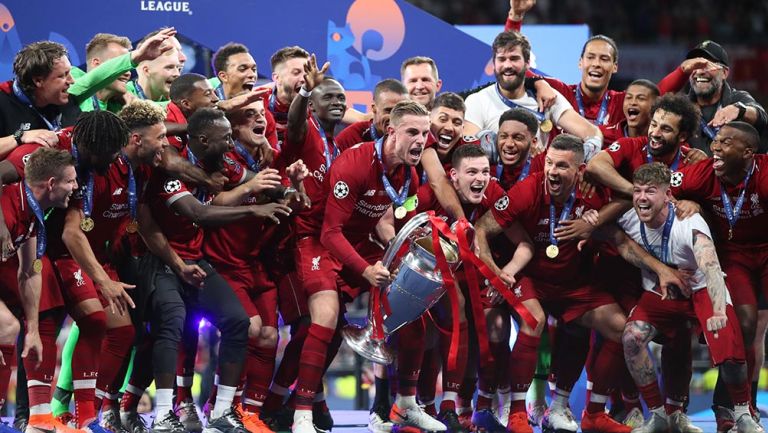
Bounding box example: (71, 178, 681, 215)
(443, 392, 458, 404)
(294, 409, 312, 422)
(396, 394, 417, 409)
(29, 403, 51, 416)
(155, 388, 174, 418)
(735, 403, 751, 420)
(551, 388, 570, 410)
(212, 385, 237, 419)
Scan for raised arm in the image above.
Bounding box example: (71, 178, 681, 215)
(586, 150, 633, 198)
(692, 229, 728, 333)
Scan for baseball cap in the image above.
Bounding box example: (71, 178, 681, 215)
(686, 40, 729, 67)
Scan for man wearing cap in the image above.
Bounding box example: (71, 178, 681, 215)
(660, 40, 767, 154)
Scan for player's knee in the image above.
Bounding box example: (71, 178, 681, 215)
(621, 327, 643, 355)
(0, 311, 20, 342)
(77, 309, 108, 335)
(720, 359, 748, 385)
(312, 308, 338, 329)
(220, 312, 250, 345)
(248, 316, 262, 340)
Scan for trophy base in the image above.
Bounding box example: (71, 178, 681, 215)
(341, 324, 394, 365)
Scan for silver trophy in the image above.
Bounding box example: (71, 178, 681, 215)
(342, 212, 463, 364)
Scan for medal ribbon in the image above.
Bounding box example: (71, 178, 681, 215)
(234, 141, 261, 172)
(24, 183, 47, 259)
(269, 86, 288, 122)
(214, 84, 226, 101)
(548, 188, 576, 248)
(497, 155, 531, 182)
(719, 161, 755, 239)
(700, 118, 719, 140)
(312, 114, 338, 170)
(185, 148, 208, 202)
(121, 154, 137, 222)
(494, 84, 546, 122)
(375, 137, 411, 207)
(639, 203, 675, 264)
(133, 80, 148, 100)
(576, 86, 609, 125)
(646, 147, 682, 171)
(12, 79, 61, 131)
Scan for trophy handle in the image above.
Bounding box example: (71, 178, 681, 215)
(382, 212, 431, 268)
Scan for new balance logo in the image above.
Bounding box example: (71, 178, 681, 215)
(113, 188, 123, 196)
(364, 189, 376, 196)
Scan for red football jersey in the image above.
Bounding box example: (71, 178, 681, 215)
(280, 114, 339, 238)
(605, 136, 695, 181)
(599, 119, 630, 148)
(414, 177, 505, 224)
(670, 155, 768, 245)
(336, 120, 377, 152)
(6, 128, 74, 177)
(1, 182, 39, 254)
(320, 141, 418, 275)
(490, 171, 609, 285)
(145, 152, 246, 260)
(495, 151, 545, 190)
(203, 150, 280, 267)
(544, 79, 626, 126)
(165, 101, 188, 152)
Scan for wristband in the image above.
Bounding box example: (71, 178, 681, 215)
(524, 76, 545, 92)
(583, 136, 602, 162)
(298, 86, 312, 98)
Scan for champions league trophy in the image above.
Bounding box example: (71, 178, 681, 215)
(341, 212, 465, 364)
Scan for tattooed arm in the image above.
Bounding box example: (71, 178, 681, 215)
(602, 224, 689, 299)
(692, 229, 728, 333)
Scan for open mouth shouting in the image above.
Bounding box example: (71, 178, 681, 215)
(547, 173, 562, 194)
(437, 132, 455, 150)
(626, 107, 640, 123)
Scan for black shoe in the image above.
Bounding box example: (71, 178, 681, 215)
(101, 408, 130, 433)
(121, 410, 151, 433)
(261, 407, 294, 432)
(12, 416, 27, 433)
(203, 408, 249, 433)
(312, 405, 334, 432)
(151, 410, 186, 433)
(438, 410, 470, 433)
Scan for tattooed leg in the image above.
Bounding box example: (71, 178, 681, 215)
(622, 320, 659, 386)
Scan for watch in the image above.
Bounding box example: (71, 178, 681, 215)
(12, 129, 23, 145)
(733, 102, 748, 121)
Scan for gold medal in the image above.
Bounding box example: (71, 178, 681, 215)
(728, 228, 733, 241)
(80, 217, 95, 232)
(126, 220, 138, 234)
(540, 119, 553, 133)
(32, 258, 43, 273)
(394, 206, 407, 219)
(545, 244, 559, 259)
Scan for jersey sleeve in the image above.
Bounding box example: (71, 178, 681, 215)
(605, 137, 637, 171)
(464, 91, 489, 130)
(685, 213, 713, 245)
(320, 157, 371, 275)
(155, 177, 192, 208)
(67, 53, 136, 104)
(670, 160, 708, 201)
(221, 154, 247, 186)
(5, 144, 42, 178)
(549, 90, 573, 125)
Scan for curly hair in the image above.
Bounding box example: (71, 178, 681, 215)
(118, 100, 167, 131)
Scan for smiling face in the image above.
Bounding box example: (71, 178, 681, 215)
(493, 45, 527, 93)
(543, 148, 584, 201)
(92, 42, 131, 94)
(34, 56, 74, 106)
(182, 80, 219, 113)
(430, 106, 464, 158)
(273, 56, 308, 104)
(310, 80, 347, 123)
(710, 125, 753, 179)
(49, 165, 78, 208)
(143, 53, 181, 99)
(623, 84, 656, 131)
(388, 114, 430, 167)
(690, 63, 727, 101)
(578, 40, 618, 94)
(497, 119, 536, 167)
(372, 90, 407, 135)
(647, 108, 685, 157)
(402, 63, 441, 108)
(135, 122, 168, 167)
(221, 52, 257, 94)
(633, 181, 671, 225)
(451, 156, 491, 204)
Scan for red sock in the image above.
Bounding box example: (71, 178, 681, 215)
(243, 340, 276, 412)
(441, 322, 468, 394)
(0, 345, 15, 407)
(724, 362, 752, 406)
(508, 332, 540, 413)
(396, 319, 426, 397)
(587, 340, 623, 414)
(478, 339, 507, 404)
(294, 324, 335, 410)
(121, 337, 154, 413)
(638, 382, 663, 409)
(73, 310, 107, 427)
(417, 347, 439, 407)
(490, 339, 511, 391)
(95, 325, 135, 410)
(263, 320, 309, 412)
(26, 315, 61, 409)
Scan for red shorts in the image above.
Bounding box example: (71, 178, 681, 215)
(0, 255, 63, 313)
(218, 263, 278, 328)
(593, 252, 643, 313)
(514, 276, 617, 323)
(628, 290, 745, 365)
(719, 243, 768, 307)
(277, 271, 307, 325)
(294, 236, 342, 297)
(53, 257, 114, 308)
